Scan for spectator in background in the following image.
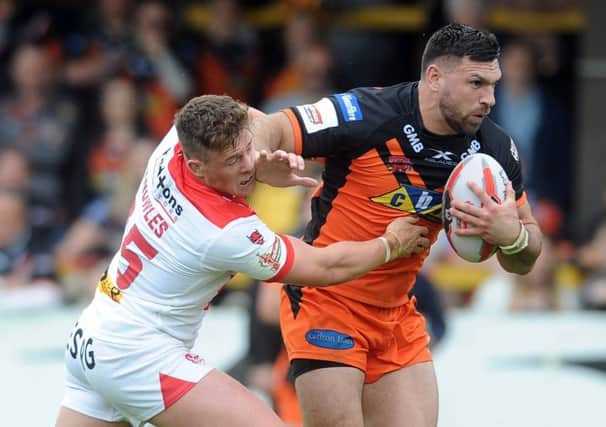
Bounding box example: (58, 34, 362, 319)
(0, 42, 79, 261)
(87, 77, 143, 196)
(444, 0, 491, 28)
(325, 0, 418, 90)
(263, 9, 321, 101)
(491, 37, 571, 231)
(0, 190, 36, 287)
(261, 41, 334, 113)
(127, 0, 193, 139)
(0, 189, 62, 312)
(56, 0, 137, 215)
(576, 214, 606, 310)
(0, 0, 18, 91)
(62, 0, 133, 89)
(195, 0, 260, 103)
(0, 147, 29, 192)
(55, 139, 156, 303)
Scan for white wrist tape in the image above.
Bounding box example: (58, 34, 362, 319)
(378, 236, 391, 263)
(499, 221, 529, 255)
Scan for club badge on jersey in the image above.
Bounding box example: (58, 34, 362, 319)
(371, 184, 443, 223)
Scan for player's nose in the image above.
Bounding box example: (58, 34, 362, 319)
(481, 86, 496, 108)
(241, 149, 256, 172)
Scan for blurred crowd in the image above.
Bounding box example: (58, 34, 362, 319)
(0, 0, 602, 422)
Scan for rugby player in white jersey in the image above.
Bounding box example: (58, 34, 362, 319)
(54, 95, 431, 427)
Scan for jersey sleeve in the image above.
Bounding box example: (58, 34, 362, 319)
(498, 137, 527, 206)
(206, 216, 295, 282)
(482, 120, 527, 207)
(282, 89, 393, 158)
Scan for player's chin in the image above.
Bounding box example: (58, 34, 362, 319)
(237, 176, 256, 196)
(465, 116, 484, 132)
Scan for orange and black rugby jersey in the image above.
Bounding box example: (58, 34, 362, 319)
(283, 82, 526, 307)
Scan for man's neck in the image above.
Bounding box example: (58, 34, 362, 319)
(417, 80, 455, 135)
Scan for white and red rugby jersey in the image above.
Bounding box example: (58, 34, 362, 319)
(92, 126, 295, 345)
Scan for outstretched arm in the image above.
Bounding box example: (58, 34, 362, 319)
(248, 107, 297, 153)
(281, 216, 431, 287)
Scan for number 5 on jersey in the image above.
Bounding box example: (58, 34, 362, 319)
(117, 225, 158, 289)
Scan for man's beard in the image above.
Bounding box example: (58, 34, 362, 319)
(439, 96, 482, 136)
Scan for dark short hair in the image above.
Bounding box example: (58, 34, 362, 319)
(174, 95, 248, 159)
(421, 23, 500, 75)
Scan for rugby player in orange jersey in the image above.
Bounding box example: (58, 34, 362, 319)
(251, 24, 542, 427)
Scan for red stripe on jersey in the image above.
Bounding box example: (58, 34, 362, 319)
(168, 144, 255, 228)
(159, 373, 196, 410)
(268, 234, 295, 282)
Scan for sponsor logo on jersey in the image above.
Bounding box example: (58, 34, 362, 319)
(425, 148, 457, 166)
(430, 149, 455, 161)
(335, 93, 363, 122)
(509, 138, 519, 162)
(153, 149, 184, 222)
(185, 353, 204, 364)
(387, 155, 412, 173)
(403, 124, 424, 153)
(460, 139, 481, 159)
(305, 329, 354, 350)
(257, 236, 282, 272)
(296, 97, 339, 134)
(247, 229, 265, 245)
(67, 323, 96, 370)
(302, 104, 323, 124)
(370, 184, 442, 222)
(97, 271, 122, 303)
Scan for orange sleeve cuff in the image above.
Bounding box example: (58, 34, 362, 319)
(516, 191, 528, 207)
(281, 109, 303, 155)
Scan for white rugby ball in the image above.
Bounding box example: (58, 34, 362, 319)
(442, 153, 509, 262)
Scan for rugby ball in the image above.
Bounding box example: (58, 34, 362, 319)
(442, 153, 509, 262)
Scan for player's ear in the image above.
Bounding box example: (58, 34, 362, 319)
(185, 156, 207, 178)
(425, 63, 442, 92)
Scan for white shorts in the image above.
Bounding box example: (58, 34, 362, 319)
(60, 305, 214, 426)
